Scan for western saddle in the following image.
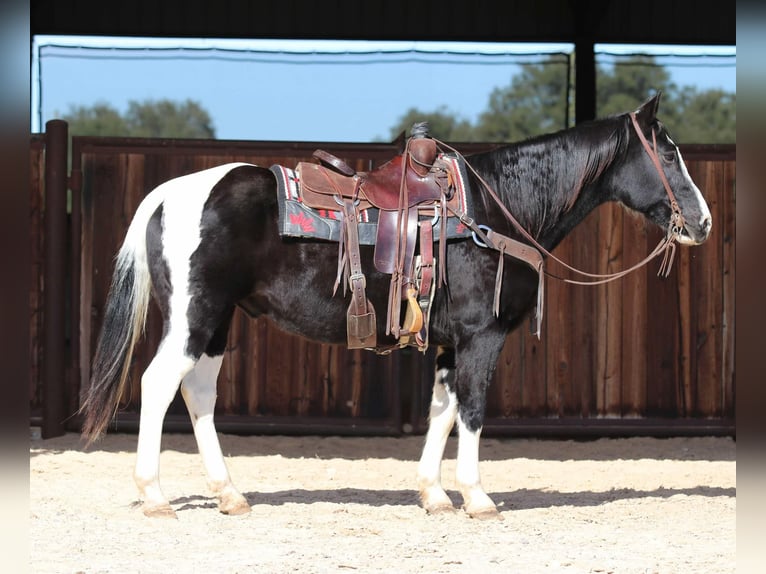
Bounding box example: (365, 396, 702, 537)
(294, 122, 457, 351)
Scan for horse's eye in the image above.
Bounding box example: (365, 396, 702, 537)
(662, 152, 676, 164)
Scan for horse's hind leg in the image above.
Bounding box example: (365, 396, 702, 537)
(417, 348, 459, 514)
(180, 317, 250, 516)
(134, 338, 196, 518)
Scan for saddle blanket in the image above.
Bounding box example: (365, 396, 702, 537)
(270, 154, 474, 245)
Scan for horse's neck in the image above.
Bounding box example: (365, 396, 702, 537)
(472, 136, 613, 251)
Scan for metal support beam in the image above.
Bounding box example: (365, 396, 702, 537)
(573, 0, 600, 124)
(575, 38, 597, 124)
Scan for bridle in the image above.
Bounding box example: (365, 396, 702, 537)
(438, 111, 687, 287)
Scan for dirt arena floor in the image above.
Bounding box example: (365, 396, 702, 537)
(30, 432, 735, 573)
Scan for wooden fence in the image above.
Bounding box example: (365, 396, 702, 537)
(29, 127, 735, 437)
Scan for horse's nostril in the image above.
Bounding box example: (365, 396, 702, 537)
(701, 216, 712, 233)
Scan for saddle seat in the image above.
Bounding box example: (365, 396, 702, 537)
(297, 143, 451, 212)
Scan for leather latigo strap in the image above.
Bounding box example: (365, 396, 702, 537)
(415, 220, 436, 348)
(341, 199, 377, 349)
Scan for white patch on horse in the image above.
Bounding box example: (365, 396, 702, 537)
(417, 372, 458, 512)
(667, 135, 713, 236)
(418, 372, 457, 481)
(133, 163, 252, 516)
(181, 353, 227, 479)
(160, 163, 253, 357)
(455, 415, 497, 516)
(181, 353, 250, 514)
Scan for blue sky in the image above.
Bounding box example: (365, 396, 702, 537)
(32, 37, 736, 142)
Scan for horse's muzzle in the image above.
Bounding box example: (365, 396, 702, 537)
(678, 214, 712, 245)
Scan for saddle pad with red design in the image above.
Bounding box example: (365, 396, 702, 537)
(270, 153, 473, 245)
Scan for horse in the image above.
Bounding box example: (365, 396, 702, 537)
(80, 93, 711, 519)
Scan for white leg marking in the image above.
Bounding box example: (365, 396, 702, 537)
(417, 369, 458, 513)
(181, 354, 250, 515)
(456, 415, 499, 519)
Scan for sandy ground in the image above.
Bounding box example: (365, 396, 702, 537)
(30, 432, 735, 574)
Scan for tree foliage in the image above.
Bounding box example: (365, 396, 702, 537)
(387, 55, 734, 144)
(387, 106, 475, 142)
(61, 98, 216, 138)
(475, 57, 570, 142)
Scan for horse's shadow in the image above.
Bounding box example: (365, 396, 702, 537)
(169, 484, 735, 513)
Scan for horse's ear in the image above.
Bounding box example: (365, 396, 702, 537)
(634, 92, 662, 124)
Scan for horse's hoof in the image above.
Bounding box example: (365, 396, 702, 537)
(424, 503, 457, 516)
(466, 507, 503, 521)
(142, 503, 177, 519)
(219, 497, 251, 516)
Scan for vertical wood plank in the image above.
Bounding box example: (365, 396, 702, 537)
(693, 159, 723, 417)
(348, 350, 363, 418)
(320, 343, 336, 416)
(595, 205, 623, 416)
(676, 237, 693, 417)
(263, 321, 294, 416)
(621, 210, 648, 416)
(29, 142, 45, 409)
(247, 317, 269, 415)
(546, 231, 573, 417)
(569, 213, 597, 418)
(520, 331, 546, 417)
(721, 160, 736, 417)
(218, 308, 243, 414)
(492, 330, 522, 418)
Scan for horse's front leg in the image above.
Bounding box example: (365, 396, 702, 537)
(417, 348, 458, 514)
(454, 412, 499, 519)
(452, 336, 505, 519)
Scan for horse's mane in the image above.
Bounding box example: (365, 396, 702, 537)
(469, 114, 630, 239)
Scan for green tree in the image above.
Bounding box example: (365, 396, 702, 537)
(475, 55, 571, 142)
(124, 99, 216, 138)
(596, 55, 676, 117)
(669, 87, 736, 143)
(386, 53, 734, 145)
(60, 102, 128, 136)
(386, 106, 476, 142)
(61, 98, 216, 138)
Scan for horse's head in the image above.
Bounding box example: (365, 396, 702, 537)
(616, 93, 712, 246)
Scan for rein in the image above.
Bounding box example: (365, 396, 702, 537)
(435, 113, 685, 287)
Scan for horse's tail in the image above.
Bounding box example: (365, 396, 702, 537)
(80, 191, 162, 445)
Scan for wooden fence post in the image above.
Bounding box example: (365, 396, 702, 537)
(42, 119, 68, 438)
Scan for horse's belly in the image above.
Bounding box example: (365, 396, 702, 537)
(237, 273, 400, 346)
(236, 293, 348, 345)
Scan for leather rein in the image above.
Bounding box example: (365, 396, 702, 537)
(438, 112, 686, 286)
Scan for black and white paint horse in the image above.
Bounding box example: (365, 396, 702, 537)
(81, 94, 711, 519)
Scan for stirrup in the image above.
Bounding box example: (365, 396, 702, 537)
(401, 287, 424, 334)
